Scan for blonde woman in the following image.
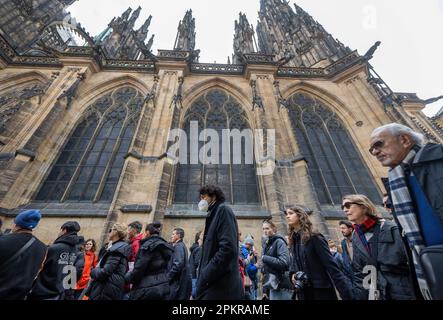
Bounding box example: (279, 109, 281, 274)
(87, 223, 131, 300)
(286, 206, 352, 300)
(342, 194, 415, 300)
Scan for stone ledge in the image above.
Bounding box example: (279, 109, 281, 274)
(0, 153, 15, 161)
(165, 204, 272, 219)
(15, 148, 36, 161)
(1, 202, 111, 218)
(120, 204, 153, 214)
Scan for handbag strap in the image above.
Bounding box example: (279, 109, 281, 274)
(0, 236, 36, 270)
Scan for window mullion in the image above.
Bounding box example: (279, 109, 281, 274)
(61, 117, 102, 202)
(323, 120, 358, 195)
(94, 118, 128, 202)
(299, 114, 334, 204)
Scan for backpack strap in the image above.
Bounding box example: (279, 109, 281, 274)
(0, 237, 36, 270)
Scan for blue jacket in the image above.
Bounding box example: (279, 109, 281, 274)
(240, 245, 258, 280)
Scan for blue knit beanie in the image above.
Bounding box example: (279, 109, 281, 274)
(14, 209, 41, 230)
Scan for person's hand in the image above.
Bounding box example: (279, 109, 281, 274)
(256, 259, 263, 268)
(262, 293, 269, 300)
(291, 274, 296, 285)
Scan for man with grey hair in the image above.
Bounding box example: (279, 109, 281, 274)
(168, 227, 191, 300)
(370, 123, 443, 300)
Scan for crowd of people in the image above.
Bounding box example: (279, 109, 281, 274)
(0, 123, 442, 300)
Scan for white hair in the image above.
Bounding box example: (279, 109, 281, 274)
(371, 123, 426, 147)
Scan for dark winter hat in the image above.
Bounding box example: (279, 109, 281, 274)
(61, 221, 81, 233)
(14, 209, 41, 230)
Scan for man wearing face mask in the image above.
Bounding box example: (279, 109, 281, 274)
(195, 185, 244, 300)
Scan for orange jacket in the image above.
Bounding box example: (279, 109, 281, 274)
(76, 251, 98, 290)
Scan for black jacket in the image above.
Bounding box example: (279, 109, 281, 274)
(196, 201, 244, 300)
(262, 234, 292, 290)
(0, 233, 47, 300)
(352, 220, 416, 300)
(168, 240, 192, 300)
(29, 233, 81, 300)
(88, 240, 130, 300)
(125, 235, 174, 300)
(189, 243, 201, 279)
(290, 232, 352, 300)
(409, 143, 443, 225)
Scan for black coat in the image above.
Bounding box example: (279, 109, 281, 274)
(0, 233, 47, 300)
(126, 235, 174, 300)
(290, 232, 353, 300)
(88, 240, 130, 300)
(189, 243, 201, 279)
(168, 240, 192, 300)
(29, 233, 81, 300)
(262, 234, 292, 290)
(196, 201, 243, 300)
(352, 220, 416, 300)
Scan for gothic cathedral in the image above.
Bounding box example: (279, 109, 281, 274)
(1, 0, 442, 246)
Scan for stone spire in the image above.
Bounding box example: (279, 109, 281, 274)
(126, 6, 141, 32)
(233, 12, 257, 64)
(0, 0, 78, 53)
(146, 34, 155, 51)
(101, 6, 154, 60)
(256, 0, 351, 67)
(136, 15, 152, 42)
(174, 9, 196, 51)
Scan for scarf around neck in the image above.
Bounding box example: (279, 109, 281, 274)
(388, 144, 432, 299)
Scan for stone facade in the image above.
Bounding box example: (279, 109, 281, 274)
(1, 0, 442, 252)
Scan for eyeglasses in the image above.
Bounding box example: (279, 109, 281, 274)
(369, 140, 384, 154)
(108, 228, 114, 234)
(341, 202, 360, 210)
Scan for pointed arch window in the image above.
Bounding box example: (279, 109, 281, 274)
(0, 81, 42, 140)
(36, 87, 144, 202)
(287, 93, 380, 205)
(174, 89, 259, 204)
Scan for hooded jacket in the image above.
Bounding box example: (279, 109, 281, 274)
(125, 235, 174, 300)
(28, 233, 81, 300)
(87, 240, 131, 300)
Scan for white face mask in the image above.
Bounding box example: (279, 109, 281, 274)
(198, 199, 209, 212)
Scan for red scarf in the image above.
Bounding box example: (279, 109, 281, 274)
(359, 216, 378, 233)
(354, 216, 379, 254)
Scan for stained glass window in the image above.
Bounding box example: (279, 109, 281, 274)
(174, 89, 259, 204)
(287, 93, 380, 205)
(36, 87, 143, 202)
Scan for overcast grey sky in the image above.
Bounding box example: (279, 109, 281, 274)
(68, 0, 443, 116)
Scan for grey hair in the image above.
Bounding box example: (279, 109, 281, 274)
(371, 123, 426, 147)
